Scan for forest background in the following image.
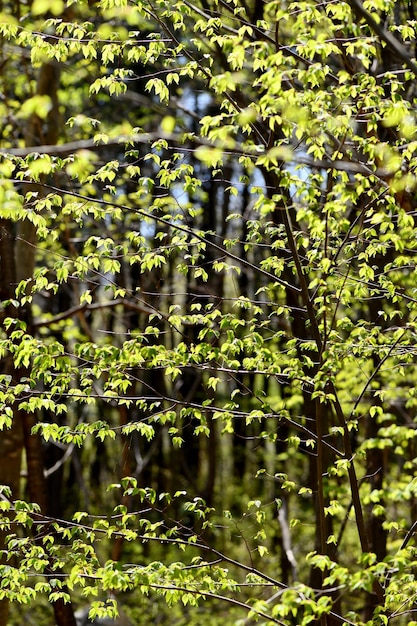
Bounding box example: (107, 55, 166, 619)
(1, 0, 417, 625)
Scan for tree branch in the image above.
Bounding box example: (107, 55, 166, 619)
(346, 0, 417, 75)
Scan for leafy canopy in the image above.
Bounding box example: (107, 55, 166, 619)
(1, 0, 417, 625)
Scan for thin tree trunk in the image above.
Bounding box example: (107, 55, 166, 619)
(14, 60, 77, 626)
(0, 218, 24, 626)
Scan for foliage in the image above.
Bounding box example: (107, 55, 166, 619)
(1, 0, 417, 625)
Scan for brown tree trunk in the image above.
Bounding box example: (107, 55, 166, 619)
(0, 58, 77, 626)
(0, 219, 24, 626)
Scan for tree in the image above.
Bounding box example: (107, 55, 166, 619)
(1, 0, 417, 624)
